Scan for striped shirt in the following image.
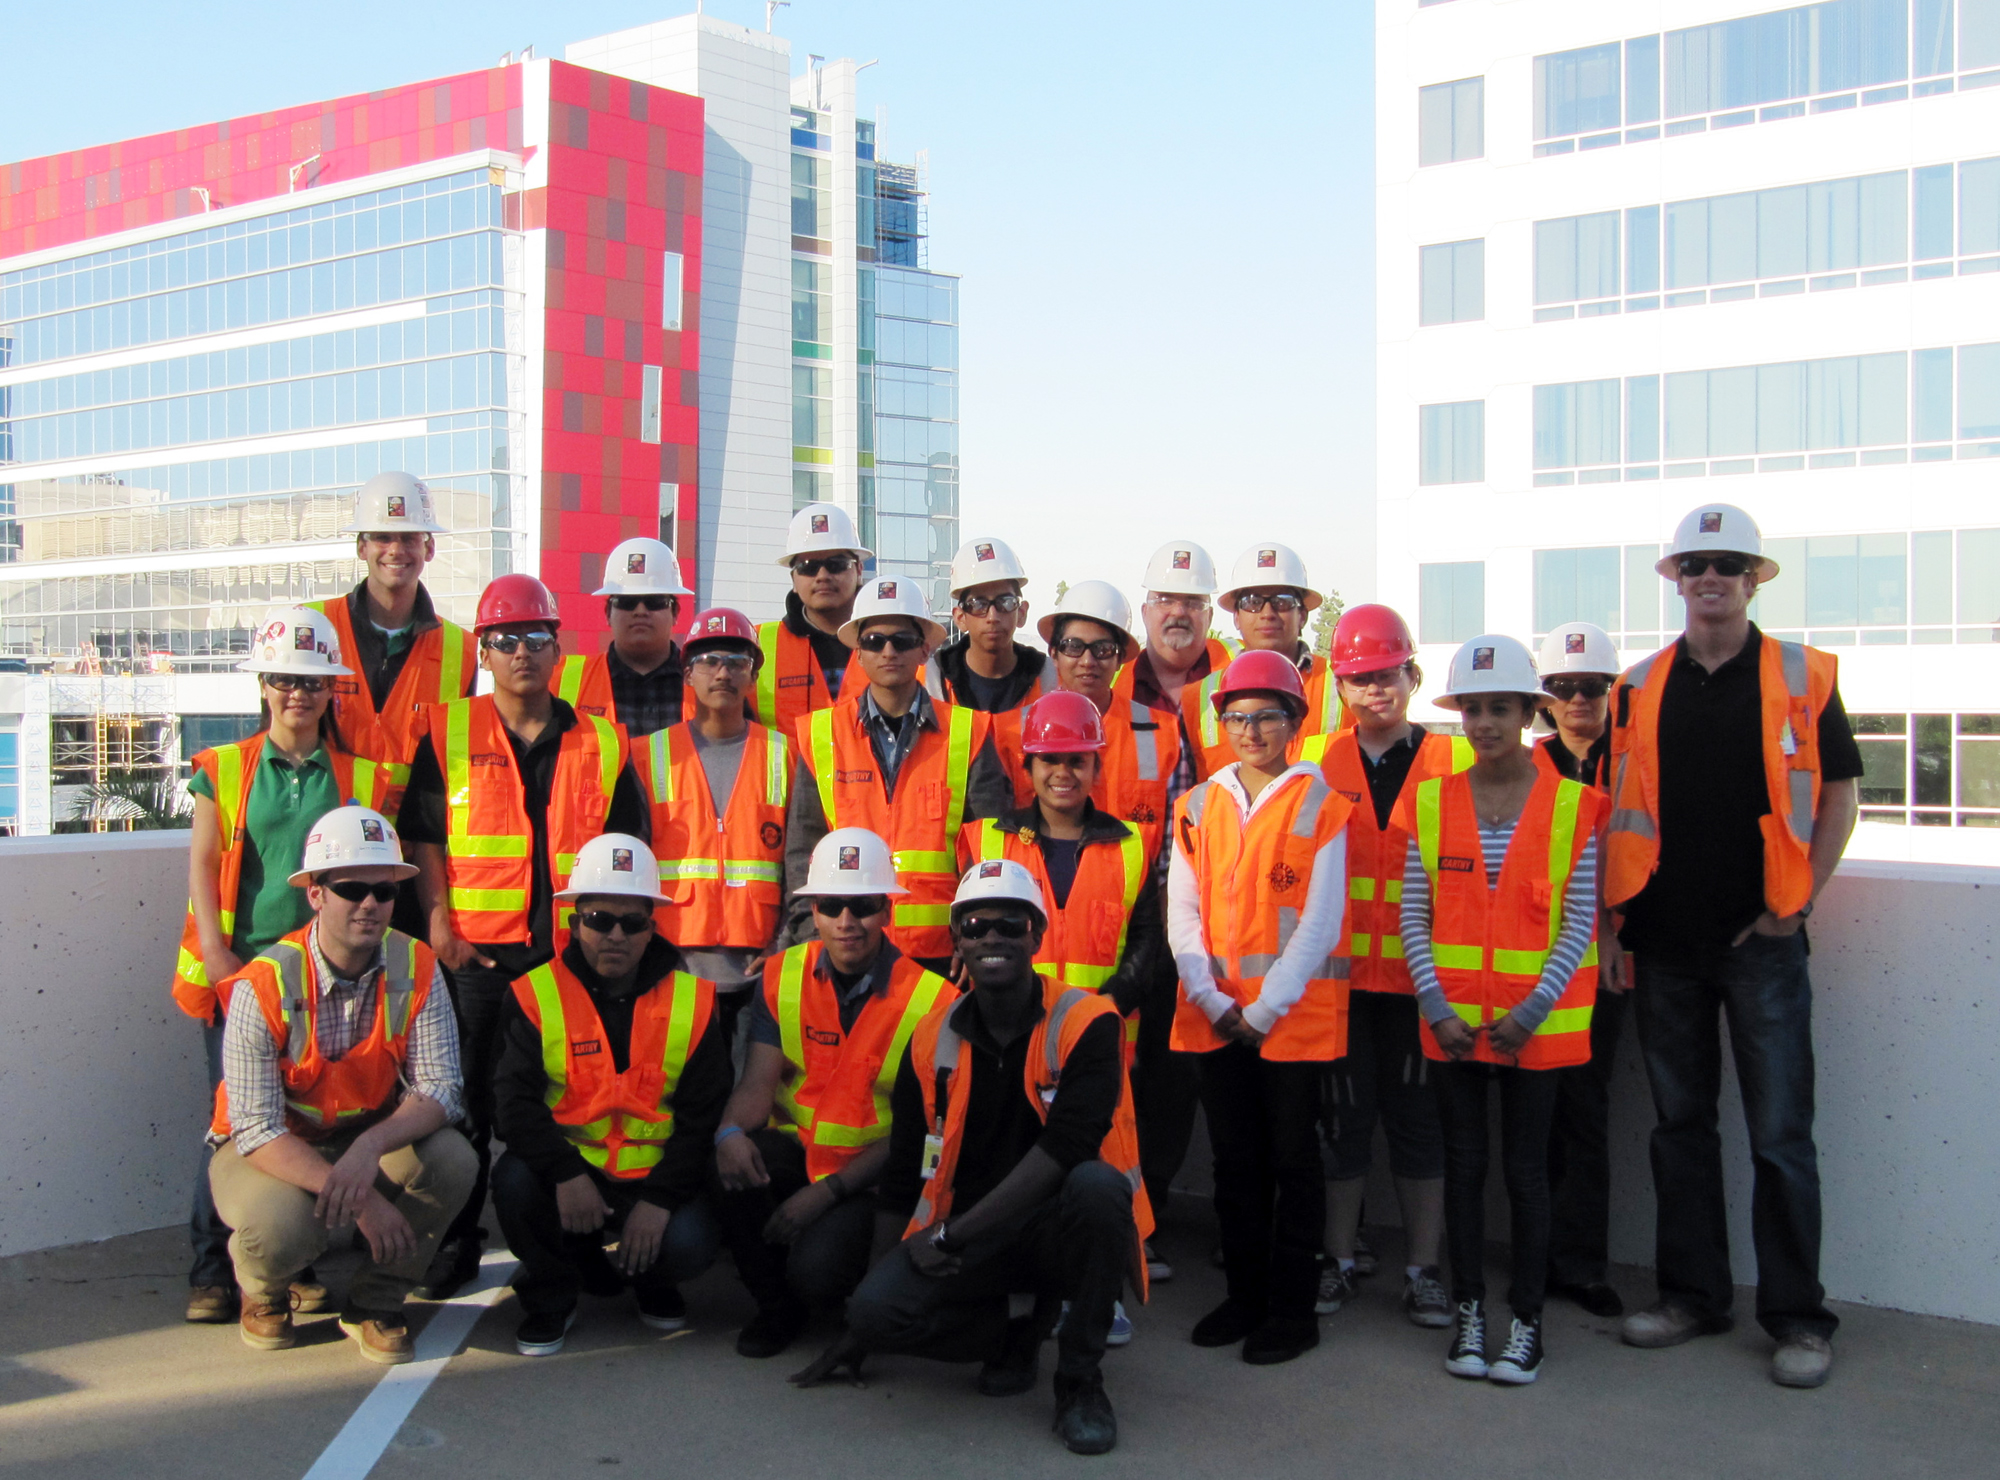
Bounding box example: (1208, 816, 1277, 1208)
(1400, 817, 1597, 1038)
(216, 925, 463, 1154)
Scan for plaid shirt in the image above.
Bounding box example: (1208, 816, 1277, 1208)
(216, 924, 463, 1153)
(857, 686, 939, 795)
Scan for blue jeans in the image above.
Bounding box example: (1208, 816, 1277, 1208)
(1634, 931, 1837, 1340)
(188, 1020, 234, 1288)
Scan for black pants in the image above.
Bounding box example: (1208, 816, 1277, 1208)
(490, 1152, 721, 1316)
(1325, 988, 1446, 1182)
(1546, 988, 1628, 1287)
(187, 1019, 234, 1287)
(1433, 1060, 1561, 1317)
(717, 1130, 877, 1312)
(1196, 1043, 1327, 1321)
(443, 957, 540, 1248)
(1134, 960, 1200, 1218)
(846, 1162, 1134, 1382)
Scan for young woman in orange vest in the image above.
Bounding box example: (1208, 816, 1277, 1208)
(634, 606, 789, 1047)
(1167, 649, 1353, 1366)
(399, 573, 649, 1301)
(552, 536, 693, 739)
(490, 834, 730, 1357)
(1394, 634, 1604, 1387)
(753, 502, 871, 733)
(177, 606, 406, 1327)
(1313, 604, 1469, 1329)
(713, 829, 951, 1360)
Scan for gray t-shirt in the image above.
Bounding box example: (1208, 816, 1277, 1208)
(687, 725, 747, 819)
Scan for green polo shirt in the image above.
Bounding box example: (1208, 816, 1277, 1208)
(189, 744, 344, 959)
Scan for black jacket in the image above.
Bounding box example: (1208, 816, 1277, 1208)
(924, 634, 1051, 713)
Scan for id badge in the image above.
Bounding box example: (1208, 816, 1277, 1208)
(920, 1132, 945, 1180)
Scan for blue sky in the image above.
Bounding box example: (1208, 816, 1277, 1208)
(2, 0, 1377, 608)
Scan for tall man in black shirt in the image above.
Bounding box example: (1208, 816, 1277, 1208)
(1606, 504, 1861, 1391)
(792, 859, 1143, 1457)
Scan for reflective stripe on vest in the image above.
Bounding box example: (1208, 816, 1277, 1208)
(436, 619, 468, 704)
(644, 726, 789, 886)
(555, 654, 588, 708)
(270, 934, 421, 1128)
(1606, 651, 1663, 843)
(551, 713, 622, 883)
(755, 622, 783, 727)
(1779, 641, 1816, 846)
(1204, 776, 1349, 983)
(975, 819, 1147, 991)
(1127, 699, 1159, 781)
(798, 963, 950, 1151)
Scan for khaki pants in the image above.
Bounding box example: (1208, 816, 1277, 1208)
(208, 1126, 477, 1311)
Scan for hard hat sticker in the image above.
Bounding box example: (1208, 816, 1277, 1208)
(1699, 511, 1724, 534)
(1171, 550, 1190, 570)
(811, 513, 830, 534)
(974, 542, 994, 562)
(360, 818, 385, 843)
(878, 580, 897, 599)
(1257, 549, 1277, 567)
(979, 861, 1004, 879)
(386, 494, 406, 519)
(1472, 647, 1495, 670)
(295, 625, 315, 650)
(1566, 633, 1586, 654)
(705, 614, 725, 631)
(627, 553, 646, 573)
(838, 846, 860, 870)
(611, 848, 634, 872)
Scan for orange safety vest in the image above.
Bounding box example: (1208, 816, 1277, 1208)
(172, 735, 409, 1022)
(961, 817, 1147, 994)
(994, 693, 1183, 862)
(311, 595, 474, 764)
(210, 925, 436, 1141)
(1291, 654, 1349, 764)
(1111, 636, 1237, 782)
(753, 619, 867, 736)
(554, 651, 686, 736)
(634, 721, 790, 950)
(1314, 729, 1474, 997)
(905, 973, 1153, 1294)
(763, 942, 951, 1182)
(1402, 768, 1603, 1070)
(511, 956, 715, 1180)
(798, 696, 989, 960)
(1172, 768, 1354, 1061)
(431, 696, 629, 944)
(1605, 635, 1837, 919)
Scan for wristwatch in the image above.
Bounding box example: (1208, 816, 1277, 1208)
(928, 1221, 961, 1255)
(1797, 900, 1814, 920)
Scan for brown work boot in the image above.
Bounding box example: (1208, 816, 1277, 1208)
(339, 1310, 415, 1365)
(185, 1284, 237, 1324)
(240, 1299, 297, 1350)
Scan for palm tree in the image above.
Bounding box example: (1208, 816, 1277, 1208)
(69, 769, 192, 831)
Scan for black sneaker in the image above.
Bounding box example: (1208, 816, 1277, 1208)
(1488, 1313, 1544, 1384)
(1403, 1265, 1453, 1328)
(1190, 1298, 1264, 1348)
(516, 1307, 577, 1358)
(1352, 1233, 1379, 1278)
(1315, 1261, 1359, 1315)
(978, 1315, 1042, 1396)
(1550, 1279, 1625, 1319)
(418, 1231, 486, 1302)
(1242, 1315, 1319, 1366)
(1445, 1299, 1489, 1379)
(736, 1301, 809, 1359)
(1052, 1373, 1118, 1455)
(636, 1286, 687, 1332)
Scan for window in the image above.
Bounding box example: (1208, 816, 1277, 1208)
(1535, 213, 1620, 303)
(1419, 562, 1485, 643)
(662, 251, 684, 332)
(1536, 43, 1623, 138)
(658, 481, 678, 546)
(1664, 352, 1906, 458)
(0, 731, 18, 834)
(178, 715, 257, 761)
(1666, 1, 1911, 119)
(1418, 77, 1484, 165)
(1746, 526, 2000, 643)
(1419, 401, 1484, 484)
(791, 154, 831, 246)
(640, 365, 663, 444)
(1534, 547, 1622, 633)
(1851, 712, 2000, 825)
(1534, 380, 1622, 468)
(792, 260, 830, 348)
(792, 364, 831, 450)
(1663, 172, 1906, 289)
(1420, 239, 1484, 324)
(1967, 0, 2000, 68)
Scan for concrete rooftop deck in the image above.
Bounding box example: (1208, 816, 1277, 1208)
(5, 1201, 1997, 1480)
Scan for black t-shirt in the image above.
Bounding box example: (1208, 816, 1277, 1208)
(784, 593, 853, 699)
(1035, 834, 1084, 910)
(1617, 627, 1863, 968)
(1539, 731, 1611, 789)
(1359, 724, 1428, 831)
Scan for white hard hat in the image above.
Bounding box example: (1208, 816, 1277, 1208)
(288, 805, 418, 886)
(1142, 539, 1218, 597)
(555, 832, 669, 903)
(780, 501, 873, 563)
(950, 535, 1029, 595)
(951, 857, 1048, 925)
(1217, 542, 1322, 613)
(1435, 633, 1541, 710)
(1035, 579, 1141, 663)
(1656, 502, 1779, 583)
(1537, 622, 1619, 680)
(341, 470, 448, 535)
(595, 537, 693, 598)
(838, 575, 948, 648)
(239, 605, 353, 676)
(795, 827, 908, 897)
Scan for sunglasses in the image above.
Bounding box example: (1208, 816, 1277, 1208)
(577, 909, 655, 937)
(1676, 554, 1752, 579)
(1545, 676, 1610, 701)
(265, 674, 329, 694)
(1054, 635, 1123, 661)
(956, 913, 1034, 940)
(325, 879, 399, 904)
(689, 651, 756, 673)
(483, 631, 558, 655)
(957, 591, 1022, 616)
(1144, 593, 1208, 614)
(792, 555, 856, 577)
(611, 595, 675, 612)
(857, 628, 924, 653)
(1233, 591, 1304, 614)
(1220, 706, 1296, 731)
(812, 895, 890, 919)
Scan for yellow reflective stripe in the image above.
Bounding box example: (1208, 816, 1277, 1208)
(765, 730, 791, 807)
(755, 622, 782, 727)
(525, 964, 568, 1111)
(457, 836, 530, 857)
(645, 727, 675, 804)
(724, 860, 781, 883)
(1580, 939, 1600, 968)
(1493, 948, 1548, 975)
(1096, 825, 1146, 988)
(893, 848, 953, 873)
(451, 887, 527, 911)
(216, 743, 246, 840)
(445, 702, 472, 842)
(1449, 736, 1476, 772)
(556, 655, 587, 707)
(1546, 779, 1583, 955)
(1319, 667, 1342, 730)
(808, 708, 837, 823)
(1380, 935, 1405, 960)
(1384, 879, 1403, 904)
(977, 818, 1005, 861)
(812, 968, 951, 1149)
(776, 947, 808, 1072)
(177, 943, 207, 985)
(941, 705, 975, 847)
(1198, 671, 1223, 749)
(661, 860, 721, 881)
(1542, 1005, 1594, 1034)
(1349, 876, 1375, 901)
(1064, 963, 1115, 989)
(1414, 777, 1443, 888)
(587, 713, 619, 804)
(894, 903, 950, 927)
(1299, 733, 1331, 764)
(556, 853, 578, 875)
(653, 970, 700, 1104)
(1349, 932, 1372, 958)
(1432, 943, 1482, 970)
(811, 1120, 889, 1149)
(1449, 1001, 1483, 1026)
(436, 620, 468, 701)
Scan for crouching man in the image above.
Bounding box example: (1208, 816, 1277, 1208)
(208, 805, 473, 1364)
(793, 859, 1151, 1457)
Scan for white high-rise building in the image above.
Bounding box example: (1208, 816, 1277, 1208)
(1377, 0, 2000, 839)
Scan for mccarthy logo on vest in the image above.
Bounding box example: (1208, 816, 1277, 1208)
(572, 1039, 603, 1056)
(805, 1026, 842, 1047)
(836, 768, 874, 784)
(1439, 855, 1476, 873)
(470, 752, 507, 767)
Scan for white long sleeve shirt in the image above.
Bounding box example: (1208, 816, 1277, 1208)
(1167, 761, 1350, 1037)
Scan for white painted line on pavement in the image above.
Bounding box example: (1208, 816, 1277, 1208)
(301, 1252, 519, 1480)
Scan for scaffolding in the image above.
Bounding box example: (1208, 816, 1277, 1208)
(875, 157, 928, 268)
(47, 658, 181, 833)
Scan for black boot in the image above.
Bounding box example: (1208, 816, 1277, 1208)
(418, 1228, 486, 1301)
(736, 1299, 810, 1359)
(1052, 1372, 1118, 1455)
(978, 1315, 1043, 1396)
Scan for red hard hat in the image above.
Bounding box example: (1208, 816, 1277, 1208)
(476, 573, 562, 632)
(683, 606, 762, 667)
(1211, 648, 1308, 718)
(1021, 689, 1107, 753)
(1330, 603, 1417, 676)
